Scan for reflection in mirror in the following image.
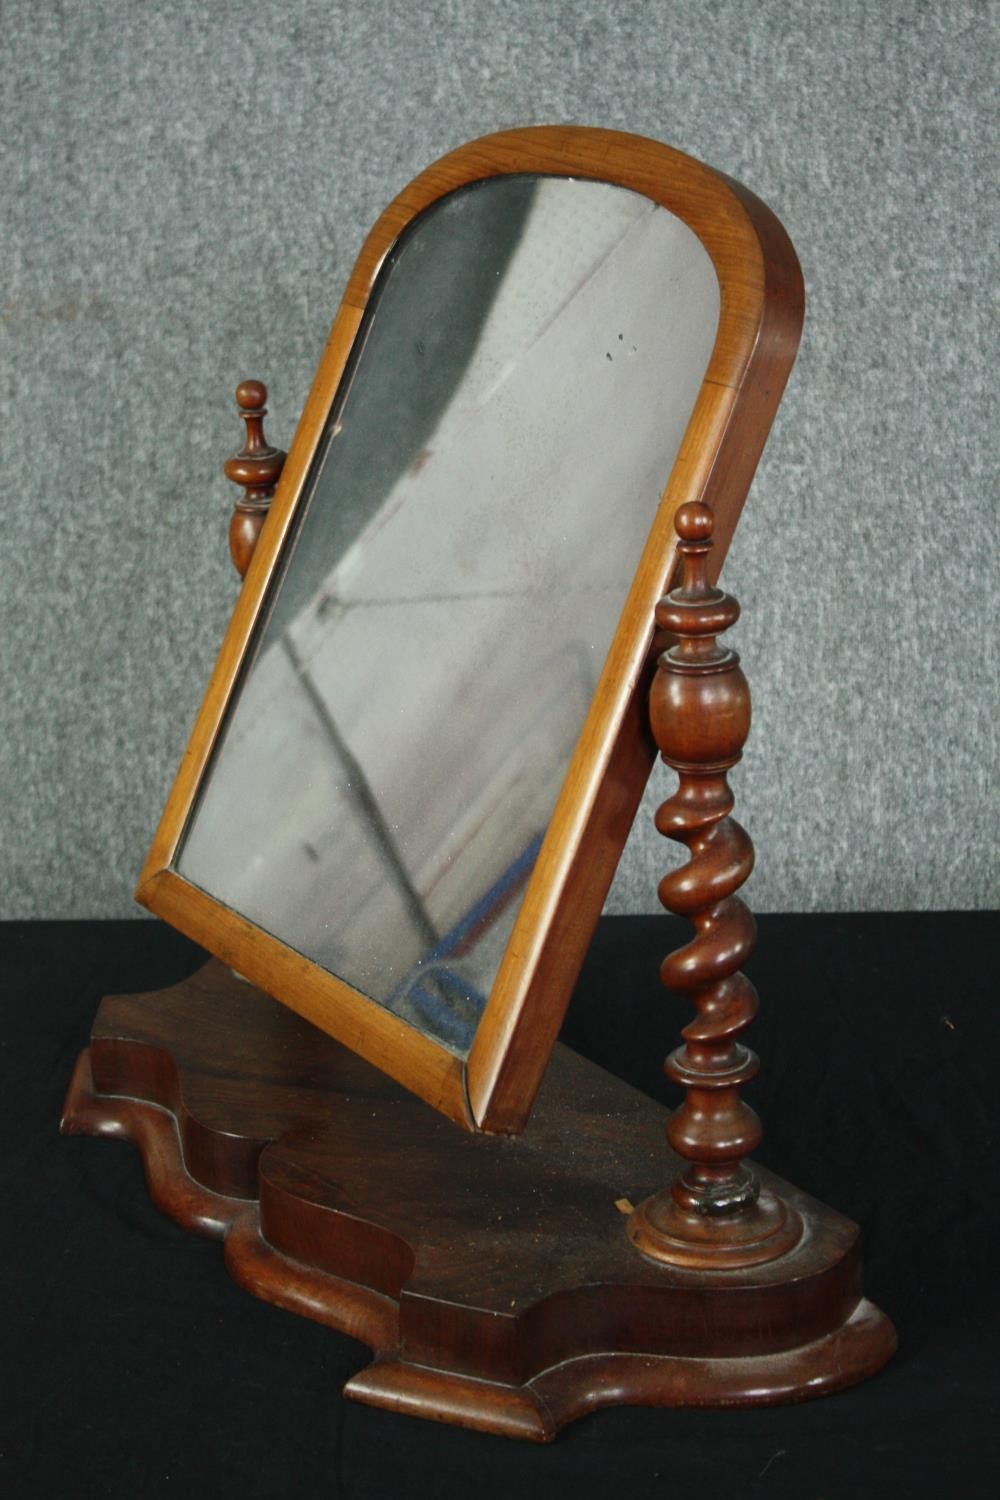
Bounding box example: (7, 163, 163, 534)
(175, 175, 720, 1056)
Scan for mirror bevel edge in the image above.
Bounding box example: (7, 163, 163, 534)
(136, 125, 804, 1134)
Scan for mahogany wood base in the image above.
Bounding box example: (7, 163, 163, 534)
(61, 962, 895, 1442)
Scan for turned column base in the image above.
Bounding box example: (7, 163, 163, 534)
(628, 1185, 804, 1270)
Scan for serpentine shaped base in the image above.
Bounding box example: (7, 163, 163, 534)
(60, 962, 895, 1442)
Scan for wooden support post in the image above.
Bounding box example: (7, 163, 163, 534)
(224, 379, 286, 579)
(628, 501, 802, 1269)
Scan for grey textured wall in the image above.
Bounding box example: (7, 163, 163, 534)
(3, 0, 996, 919)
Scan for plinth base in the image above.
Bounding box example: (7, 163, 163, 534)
(61, 961, 895, 1441)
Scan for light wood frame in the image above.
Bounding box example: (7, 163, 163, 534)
(137, 126, 803, 1133)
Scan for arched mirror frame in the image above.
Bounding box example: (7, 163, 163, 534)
(137, 126, 803, 1133)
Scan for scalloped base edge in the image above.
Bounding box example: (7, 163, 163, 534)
(62, 1045, 896, 1441)
(345, 1299, 897, 1441)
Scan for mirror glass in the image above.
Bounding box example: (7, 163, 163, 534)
(175, 175, 720, 1056)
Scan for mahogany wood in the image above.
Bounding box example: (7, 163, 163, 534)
(224, 380, 286, 578)
(61, 962, 896, 1442)
(628, 502, 800, 1268)
(135, 126, 805, 1132)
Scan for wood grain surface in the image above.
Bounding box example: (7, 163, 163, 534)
(61, 961, 895, 1441)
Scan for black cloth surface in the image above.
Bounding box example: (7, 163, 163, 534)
(2, 913, 998, 1498)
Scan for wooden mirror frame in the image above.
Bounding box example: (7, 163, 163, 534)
(136, 126, 803, 1133)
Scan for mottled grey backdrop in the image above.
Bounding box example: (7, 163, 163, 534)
(2, 0, 996, 919)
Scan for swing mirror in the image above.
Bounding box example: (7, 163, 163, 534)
(137, 127, 802, 1131)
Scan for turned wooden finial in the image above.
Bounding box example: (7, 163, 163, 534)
(224, 379, 286, 578)
(627, 501, 802, 1269)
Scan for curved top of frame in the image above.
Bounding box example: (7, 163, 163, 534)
(346, 125, 803, 391)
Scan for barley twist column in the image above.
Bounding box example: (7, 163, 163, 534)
(627, 501, 802, 1269)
